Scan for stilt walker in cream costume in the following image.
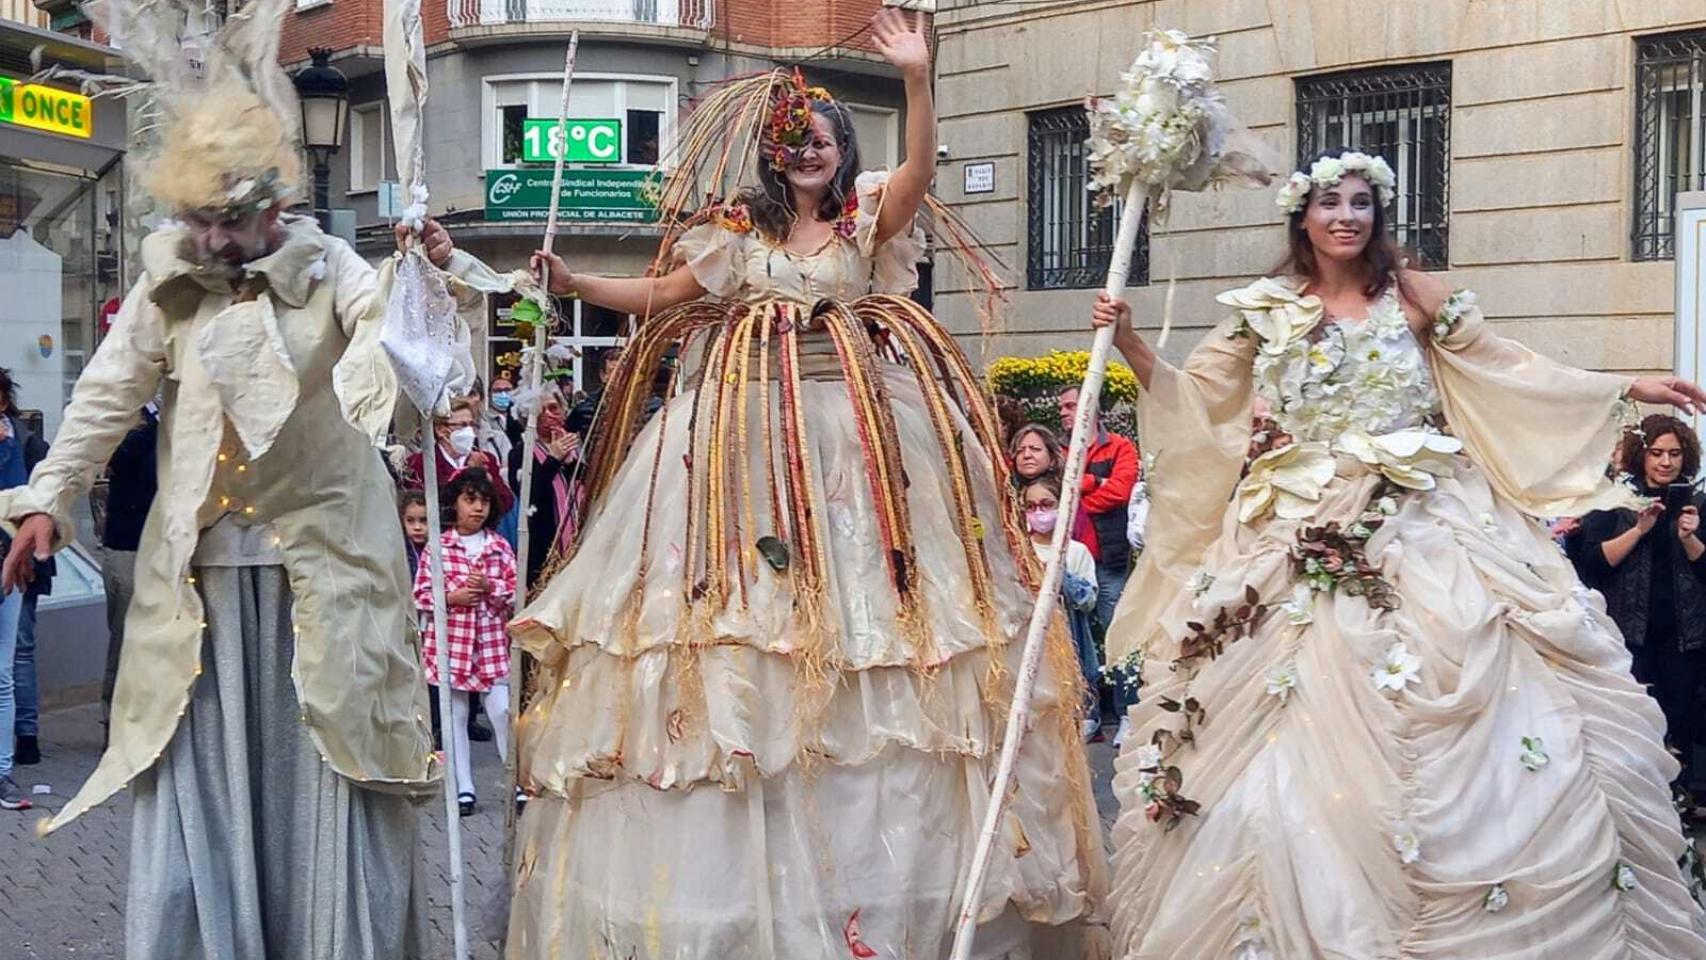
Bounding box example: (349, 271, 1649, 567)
(0, 1, 523, 956)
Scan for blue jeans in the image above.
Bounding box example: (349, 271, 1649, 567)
(14, 593, 36, 738)
(0, 590, 22, 777)
(1095, 560, 1137, 717)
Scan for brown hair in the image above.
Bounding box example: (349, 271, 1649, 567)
(399, 488, 427, 514)
(737, 99, 862, 243)
(1274, 146, 1411, 301)
(1618, 414, 1702, 487)
(1008, 423, 1064, 479)
(1020, 472, 1063, 502)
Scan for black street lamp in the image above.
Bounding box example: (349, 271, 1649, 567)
(291, 48, 350, 232)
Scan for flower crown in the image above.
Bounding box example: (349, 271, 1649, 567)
(763, 69, 835, 173)
(1275, 151, 1397, 214)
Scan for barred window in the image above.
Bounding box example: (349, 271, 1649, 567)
(1025, 106, 1147, 290)
(1634, 31, 1706, 261)
(1296, 63, 1452, 268)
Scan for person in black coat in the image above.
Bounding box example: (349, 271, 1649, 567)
(508, 383, 581, 589)
(1575, 414, 1706, 803)
(0, 369, 54, 767)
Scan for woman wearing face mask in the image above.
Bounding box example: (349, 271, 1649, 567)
(1009, 422, 1100, 557)
(1090, 146, 1706, 957)
(406, 396, 516, 521)
(1022, 474, 1102, 743)
(510, 9, 1107, 958)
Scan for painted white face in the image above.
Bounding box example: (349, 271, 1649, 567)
(784, 111, 843, 196)
(1302, 174, 1376, 262)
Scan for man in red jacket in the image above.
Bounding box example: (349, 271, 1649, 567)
(1058, 385, 1139, 628)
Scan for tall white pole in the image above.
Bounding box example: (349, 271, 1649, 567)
(948, 177, 1148, 960)
(421, 443, 471, 960)
(504, 26, 579, 879)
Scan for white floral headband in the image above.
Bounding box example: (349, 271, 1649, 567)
(1275, 151, 1397, 214)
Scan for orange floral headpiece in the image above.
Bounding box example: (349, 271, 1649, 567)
(763, 69, 835, 173)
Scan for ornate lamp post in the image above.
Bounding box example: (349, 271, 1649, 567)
(291, 48, 350, 231)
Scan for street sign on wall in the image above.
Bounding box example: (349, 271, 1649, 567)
(520, 118, 623, 165)
(484, 168, 659, 223)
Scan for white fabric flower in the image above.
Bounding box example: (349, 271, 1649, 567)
(1235, 441, 1335, 523)
(1265, 662, 1299, 704)
(1337, 430, 1462, 491)
(1373, 641, 1422, 693)
(1275, 171, 1313, 213)
(1519, 736, 1550, 772)
(1309, 156, 1346, 186)
(1393, 830, 1421, 865)
(1376, 496, 1399, 516)
(1232, 906, 1274, 960)
(1280, 583, 1315, 625)
(1613, 862, 1637, 892)
(1484, 883, 1509, 913)
(1186, 570, 1216, 599)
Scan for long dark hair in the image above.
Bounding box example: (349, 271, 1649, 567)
(445, 467, 500, 530)
(1619, 414, 1703, 487)
(739, 98, 861, 243)
(1273, 146, 1409, 301)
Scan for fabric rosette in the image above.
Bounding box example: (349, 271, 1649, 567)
(1337, 429, 1463, 490)
(1235, 441, 1335, 523)
(1216, 278, 1324, 355)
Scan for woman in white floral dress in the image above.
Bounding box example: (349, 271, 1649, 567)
(1092, 148, 1706, 959)
(505, 11, 1106, 959)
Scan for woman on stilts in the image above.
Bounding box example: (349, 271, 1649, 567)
(1094, 147, 1706, 959)
(506, 9, 1108, 958)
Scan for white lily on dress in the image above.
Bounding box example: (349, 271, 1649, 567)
(1394, 830, 1421, 865)
(1373, 641, 1422, 693)
(1264, 662, 1299, 704)
(1484, 883, 1509, 913)
(1235, 442, 1335, 523)
(1337, 430, 1462, 491)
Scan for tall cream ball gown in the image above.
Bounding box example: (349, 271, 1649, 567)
(1105, 277, 1706, 959)
(504, 171, 1109, 959)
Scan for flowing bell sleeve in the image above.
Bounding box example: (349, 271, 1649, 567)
(1104, 318, 1257, 664)
(1428, 291, 1641, 518)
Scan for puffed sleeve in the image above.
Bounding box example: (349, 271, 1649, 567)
(852, 170, 927, 296)
(671, 221, 749, 300)
(1428, 290, 1640, 518)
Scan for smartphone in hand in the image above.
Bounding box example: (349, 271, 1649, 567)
(1665, 482, 1697, 516)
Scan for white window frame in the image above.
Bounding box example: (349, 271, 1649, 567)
(295, 0, 333, 11)
(480, 72, 679, 171)
(348, 102, 388, 195)
(845, 101, 901, 170)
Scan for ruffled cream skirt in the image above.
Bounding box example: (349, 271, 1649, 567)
(1109, 457, 1706, 959)
(507, 359, 1109, 958)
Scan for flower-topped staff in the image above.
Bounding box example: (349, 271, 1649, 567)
(950, 27, 1270, 960)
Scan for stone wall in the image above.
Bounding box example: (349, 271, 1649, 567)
(934, 0, 1706, 374)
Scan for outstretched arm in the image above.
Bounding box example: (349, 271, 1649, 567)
(531, 251, 706, 317)
(870, 7, 936, 246)
(1091, 293, 1160, 389)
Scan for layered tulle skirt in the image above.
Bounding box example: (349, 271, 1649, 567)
(1109, 454, 1706, 959)
(507, 300, 1107, 958)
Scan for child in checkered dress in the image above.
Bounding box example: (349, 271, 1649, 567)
(413, 467, 515, 815)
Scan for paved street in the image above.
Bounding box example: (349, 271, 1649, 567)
(4, 702, 1121, 959)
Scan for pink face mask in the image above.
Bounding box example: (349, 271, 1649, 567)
(1026, 508, 1059, 535)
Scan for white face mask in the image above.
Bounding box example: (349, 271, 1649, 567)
(447, 425, 476, 457)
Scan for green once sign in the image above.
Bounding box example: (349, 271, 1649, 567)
(484, 168, 659, 223)
(520, 118, 623, 164)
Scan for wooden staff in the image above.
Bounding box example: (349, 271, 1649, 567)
(503, 27, 579, 878)
(948, 177, 1148, 960)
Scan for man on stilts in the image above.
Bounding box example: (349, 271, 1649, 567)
(0, 1, 511, 955)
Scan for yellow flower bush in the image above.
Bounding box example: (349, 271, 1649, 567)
(987, 351, 1140, 406)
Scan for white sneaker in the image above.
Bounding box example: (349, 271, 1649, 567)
(1080, 717, 1100, 742)
(1112, 717, 1132, 748)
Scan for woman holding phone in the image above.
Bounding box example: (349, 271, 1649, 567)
(1577, 413, 1706, 810)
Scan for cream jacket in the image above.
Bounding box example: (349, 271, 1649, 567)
(1, 215, 509, 832)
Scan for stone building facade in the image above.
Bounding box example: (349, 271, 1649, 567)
(933, 0, 1706, 377)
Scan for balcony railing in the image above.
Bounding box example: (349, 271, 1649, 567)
(447, 0, 714, 30)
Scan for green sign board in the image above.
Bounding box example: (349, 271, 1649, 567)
(0, 76, 94, 140)
(520, 118, 623, 165)
(484, 169, 659, 223)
